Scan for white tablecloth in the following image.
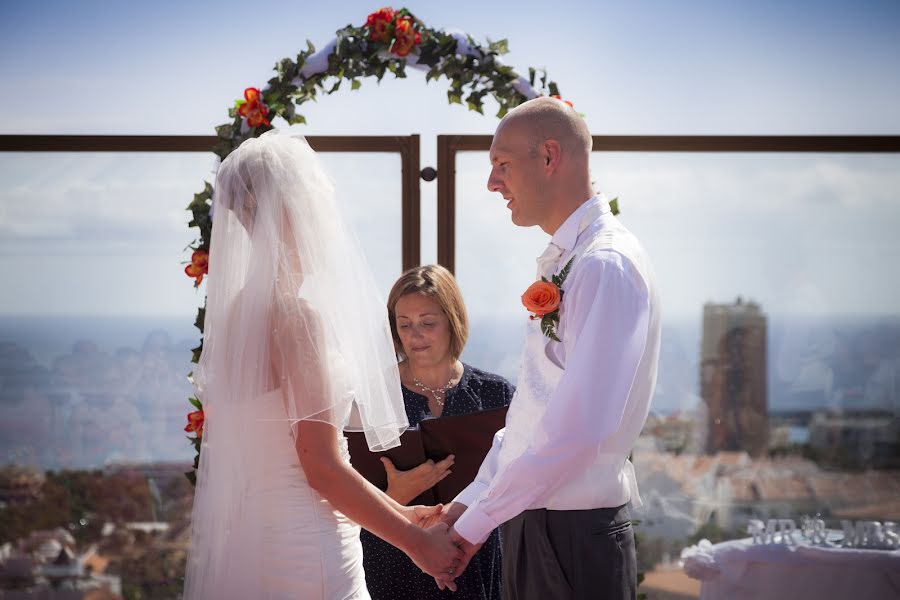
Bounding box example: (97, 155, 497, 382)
(681, 537, 900, 600)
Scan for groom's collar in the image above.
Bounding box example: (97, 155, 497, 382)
(549, 195, 610, 252)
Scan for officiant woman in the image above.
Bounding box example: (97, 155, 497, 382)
(361, 264, 515, 600)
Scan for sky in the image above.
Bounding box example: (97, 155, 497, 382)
(1, 0, 900, 323)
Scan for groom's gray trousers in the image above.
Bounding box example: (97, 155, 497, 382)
(500, 504, 636, 600)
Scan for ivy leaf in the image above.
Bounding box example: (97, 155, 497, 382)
(488, 38, 509, 55)
(191, 343, 203, 364)
(184, 471, 196, 485)
(609, 196, 620, 216)
(188, 182, 213, 211)
(529, 67, 536, 87)
(548, 81, 560, 97)
(215, 124, 235, 139)
(194, 307, 206, 332)
(351, 79, 361, 90)
(447, 90, 462, 104)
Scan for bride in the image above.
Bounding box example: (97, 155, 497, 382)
(183, 133, 461, 599)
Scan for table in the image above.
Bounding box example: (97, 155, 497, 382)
(681, 536, 900, 600)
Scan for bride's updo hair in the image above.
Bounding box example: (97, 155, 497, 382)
(215, 143, 264, 226)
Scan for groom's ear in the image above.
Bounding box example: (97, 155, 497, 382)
(542, 139, 563, 174)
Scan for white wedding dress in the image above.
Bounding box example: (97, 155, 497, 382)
(245, 388, 370, 600)
(184, 133, 407, 600)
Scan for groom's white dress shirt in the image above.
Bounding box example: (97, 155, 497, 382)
(454, 195, 661, 545)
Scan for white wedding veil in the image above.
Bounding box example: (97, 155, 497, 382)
(183, 132, 407, 598)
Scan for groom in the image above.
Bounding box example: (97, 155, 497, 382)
(438, 97, 661, 599)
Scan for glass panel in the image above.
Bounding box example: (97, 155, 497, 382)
(455, 151, 900, 572)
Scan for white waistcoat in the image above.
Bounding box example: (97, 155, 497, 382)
(498, 207, 660, 511)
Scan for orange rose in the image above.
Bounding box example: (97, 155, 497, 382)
(366, 7, 395, 43)
(237, 87, 270, 128)
(521, 280, 561, 317)
(551, 94, 574, 108)
(184, 249, 209, 287)
(390, 16, 421, 57)
(185, 410, 205, 438)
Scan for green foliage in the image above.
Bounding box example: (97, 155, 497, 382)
(609, 196, 620, 216)
(552, 257, 575, 288)
(540, 314, 562, 342)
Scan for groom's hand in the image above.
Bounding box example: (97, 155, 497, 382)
(421, 500, 467, 529)
(438, 501, 467, 527)
(408, 522, 463, 588)
(450, 528, 481, 580)
(434, 527, 481, 592)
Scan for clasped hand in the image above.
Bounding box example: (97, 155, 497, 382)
(406, 502, 482, 592)
(402, 505, 464, 588)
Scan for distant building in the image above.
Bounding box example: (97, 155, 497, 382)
(809, 409, 900, 469)
(0, 530, 121, 599)
(0, 466, 44, 507)
(701, 297, 768, 457)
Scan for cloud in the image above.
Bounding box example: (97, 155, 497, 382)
(0, 154, 217, 249)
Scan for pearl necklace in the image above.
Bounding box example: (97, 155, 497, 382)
(412, 375, 455, 407)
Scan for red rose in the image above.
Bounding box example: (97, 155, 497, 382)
(185, 410, 205, 438)
(390, 16, 421, 57)
(237, 87, 270, 128)
(185, 249, 209, 287)
(366, 7, 395, 43)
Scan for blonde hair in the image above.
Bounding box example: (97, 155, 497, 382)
(387, 265, 469, 361)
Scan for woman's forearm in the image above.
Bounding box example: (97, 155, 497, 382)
(296, 422, 420, 554)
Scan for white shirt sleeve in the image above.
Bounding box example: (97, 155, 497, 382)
(453, 251, 651, 544)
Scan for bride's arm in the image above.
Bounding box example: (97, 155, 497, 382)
(270, 299, 460, 581)
(296, 419, 459, 581)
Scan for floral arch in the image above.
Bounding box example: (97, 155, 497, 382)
(182, 7, 568, 482)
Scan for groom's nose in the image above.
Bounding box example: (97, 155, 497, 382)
(487, 169, 503, 193)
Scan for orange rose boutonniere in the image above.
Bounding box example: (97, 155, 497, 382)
(521, 256, 575, 342)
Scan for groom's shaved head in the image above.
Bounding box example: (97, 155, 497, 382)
(499, 97, 592, 161)
(487, 96, 595, 233)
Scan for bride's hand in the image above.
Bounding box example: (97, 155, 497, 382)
(382, 455, 454, 505)
(406, 522, 463, 587)
(398, 503, 443, 528)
